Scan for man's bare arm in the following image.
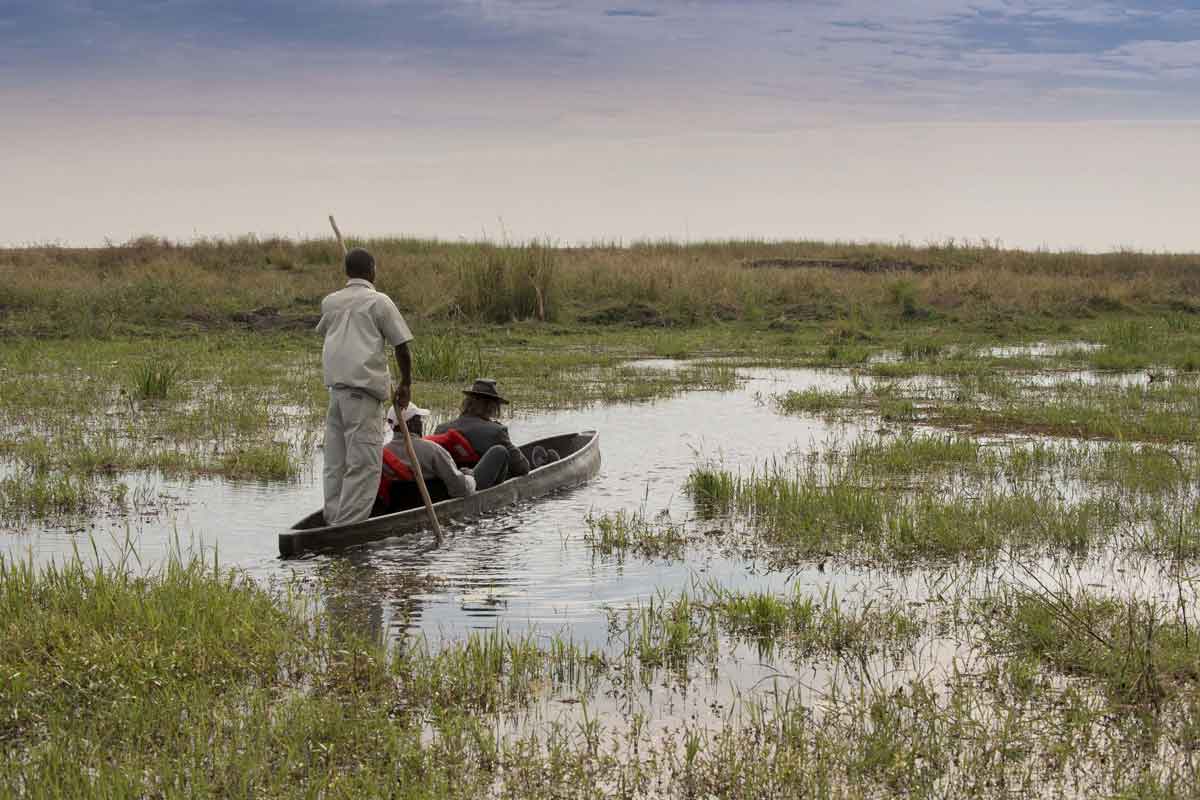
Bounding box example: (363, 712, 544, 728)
(394, 342, 412, 408)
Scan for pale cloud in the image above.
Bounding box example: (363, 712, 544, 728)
(3, 2, 1199, 127)
(1104, 38, 1200, 76)
(3, 2, 1199, 248)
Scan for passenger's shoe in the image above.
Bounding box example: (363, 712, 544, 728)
(531, 446, 561, 468)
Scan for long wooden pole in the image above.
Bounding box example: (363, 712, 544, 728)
(329, 215, 443, 544)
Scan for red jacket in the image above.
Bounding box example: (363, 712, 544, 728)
(425, 428, 480, 466)
(377, 447, 414, 505)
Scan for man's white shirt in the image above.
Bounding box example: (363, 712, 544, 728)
(316, 278, 413, 401)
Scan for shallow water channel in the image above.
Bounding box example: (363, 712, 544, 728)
(5, 363, 876, 637)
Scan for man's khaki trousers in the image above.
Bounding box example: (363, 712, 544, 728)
(323, 387, 385, 526)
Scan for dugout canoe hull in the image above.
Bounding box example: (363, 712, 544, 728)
(279, 430, 600, 557)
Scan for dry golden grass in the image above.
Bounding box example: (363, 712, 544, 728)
(1, 236, 1197, 336)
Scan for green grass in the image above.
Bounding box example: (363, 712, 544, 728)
(709, 584, 925, 661)
(218, 442, 298, 480)
(1080, 316, 1200, 372)
(899, 336, 945, 360)
(931, 377, 1200, 442)
(583, 509, 690, 561)
(6, 543, 1200, 797)
(979, 588, 1200, 707)
(774, 369, 1200, 444)
(843, 430, 980, 476)
(131, 361, 180, 401)
(0, 472, 103, 521)
(688, 430, 1200, 566)
(606, 589, 719, 682)
(686, 459, 1122, 565)
(597, 582, 929, 694)
(414, 334, 483, 382)
(0, 331, 748, 518)
(0, 548, 608, 798)
(773, 386, 846, 415)
(395, 627, 606, 714)
(5, 236, 1200, 339)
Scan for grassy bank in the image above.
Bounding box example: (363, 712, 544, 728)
(2, 236, 1198, 337)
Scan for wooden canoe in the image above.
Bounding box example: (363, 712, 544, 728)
(278, 430, 600, 557)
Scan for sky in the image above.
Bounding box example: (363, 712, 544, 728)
(2, 1, 1198, 250)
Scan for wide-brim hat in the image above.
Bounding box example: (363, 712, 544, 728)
(386, 403, 430, 428)
(462, 378, 509, 404)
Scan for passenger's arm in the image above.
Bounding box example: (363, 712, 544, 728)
(431, 445, 476, 496)
(380, 442, 404, 480)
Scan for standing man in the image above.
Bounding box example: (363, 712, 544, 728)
(316, 247, 413, 526)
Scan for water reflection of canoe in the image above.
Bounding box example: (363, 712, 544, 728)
(278, 431, 600, 558)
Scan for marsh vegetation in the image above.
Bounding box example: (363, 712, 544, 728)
(3, 237, 1200, 796)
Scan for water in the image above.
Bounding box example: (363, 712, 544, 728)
(5, 360, 1196, 750)
(983, 341, 1100, 358)
(4, 362, 1182, 626)
(1, 365, 874, 646)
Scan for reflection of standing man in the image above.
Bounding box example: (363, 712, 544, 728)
(316, 247, 413, 526)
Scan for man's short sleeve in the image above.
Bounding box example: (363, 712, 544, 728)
(376, 295, 414, 346)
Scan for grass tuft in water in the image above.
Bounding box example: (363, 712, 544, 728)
(607, 589, 718, 682)
(710, 584, 925, 661)
(0, 472, 103, 521)
(584, 509, 689, 560)
(980, 588, 1200, 708)
(415, 335, 483, 382)
(686, 459, 1120, 565)
(217, 442, 298, 480)
(773, 387, 845, 415)
(131, 362, 180, 401)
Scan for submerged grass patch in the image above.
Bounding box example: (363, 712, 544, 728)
(708, 584, 925, 661)
(690, 461, 1121, 564)
(842, 430, 980, 476)
(686, 429, 1200, 566)
(931, 377, 1200, 443)
(607, 590, 720, 681)
(601, 581, 927, 682)
(980, 588, 1200, 708)
(0, 471, 148, 525)
(218, 442, 299, 480)
(776, 368, 1200, 444)
(131, 361, 180, 401)
(584, 509, 690, 561)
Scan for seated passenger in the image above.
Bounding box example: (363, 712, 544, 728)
(430, 378, 529, 487)
(374, 404, 475, 515)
